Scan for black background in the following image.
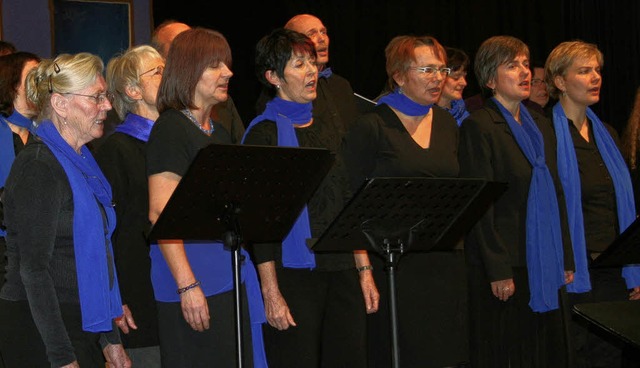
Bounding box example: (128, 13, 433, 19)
(151, 0, 640, 136)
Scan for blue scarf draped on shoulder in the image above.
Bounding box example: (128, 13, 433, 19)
(242, 97, 316, 269)
(1, 111, 36, 237)
(446, 99, 470, 126)
(318, 67, 333, 79)
(114, 112, 155, 142)
(552, 102, 640, 291)
(493, 98, 566, 312)
(37, 120, 123, 332)
(377, 88, 432, 116)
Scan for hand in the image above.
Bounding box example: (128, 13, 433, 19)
(115, 304, 137, 334)
(263, 289, 296, 330)
(103, 343, 131, 368)
(564, 270, 574, 285)
(180, 285, 210, 332)
(629, 286, 640, 301)
(359, 270, 379, 314)
(491, 278, 515, 302)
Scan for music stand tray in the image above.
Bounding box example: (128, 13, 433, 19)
(591, 216, 640, 268)
(148, 143, 334, 367)
(312, 177, 506, 368)
(573, 301, 640, 350)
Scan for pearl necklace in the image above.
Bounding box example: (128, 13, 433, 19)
(181, 109, 214, 135)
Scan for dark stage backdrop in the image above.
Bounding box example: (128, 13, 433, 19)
(152, 0, 640, 136)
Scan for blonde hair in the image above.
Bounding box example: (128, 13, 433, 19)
(544, 40, 604, 100)
(107, 45, 163, 119)
(26, 52, 104, 122)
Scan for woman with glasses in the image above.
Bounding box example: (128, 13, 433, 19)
(0, 52, 130, 367)
(436, 46, 470, 126)
(546, 40, 640, 367)
(93, 45, 165, 367)
(459, 35, 575, 368)
(341, 35, 467, 368)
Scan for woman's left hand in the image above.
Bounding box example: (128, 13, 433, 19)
(629, 286, 640, 300)
(359, 270, 379, 314)
(115, 304, 137, 334)
(103, 343, 131, 368)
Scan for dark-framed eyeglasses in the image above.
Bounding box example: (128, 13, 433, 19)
(140, 65, 164, 78)
(531, 78, 545, 86)
(448, 70, 467, 81)
(410, 66, 452, 77)
(65, 92, 114, 105)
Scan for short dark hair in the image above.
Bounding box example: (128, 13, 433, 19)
(0, 51, 41, 116)
(446, 47, 470, 73)
(0, 40, 17, 56)
(254, 28, 316, 97)
(474, 35, 529, 97)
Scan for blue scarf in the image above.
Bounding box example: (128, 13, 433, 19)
(552, 102, 640, 290)
(114, 113, 154, 142)
(37, 121, 123, 332)
(446, 99, 470, 127)
(242, 97, 316, 269)
(318, 67, 333, 79)
(493, 98, 566, 312)
(377, 88, 432, 116)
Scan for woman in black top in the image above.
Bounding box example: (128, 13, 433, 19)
(341, 35, 465, 368)
(243, 28, 377, 368)
(0, 53, 129, 368)
(545, 40, 640, 367)
(459, 35, 574, 368)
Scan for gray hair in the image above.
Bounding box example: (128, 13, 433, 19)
(474, 36, 529, 97)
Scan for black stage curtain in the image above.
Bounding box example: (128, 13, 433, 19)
(152, 0, 639, 135)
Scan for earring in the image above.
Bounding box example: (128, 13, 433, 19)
(276, 84, 281, 89)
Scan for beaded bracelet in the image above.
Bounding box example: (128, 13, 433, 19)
(357, 265, 373, 272)
(177, 280, 201, 295)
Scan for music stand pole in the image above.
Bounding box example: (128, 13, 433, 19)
(313, 177, 507, 368)
(147, 143, 335, 368)
(222, 203, 244, 367)
(382, 240, 404, 368)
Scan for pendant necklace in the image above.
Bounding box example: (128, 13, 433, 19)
(181, 109, 215, 135)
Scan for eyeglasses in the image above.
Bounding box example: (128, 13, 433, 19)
(411, 66, 451, 77)
(140, 65, 164, 78)
(65, 92, 113, 105)
(531, 78, 545, 86)
(448, 70, 467, 81)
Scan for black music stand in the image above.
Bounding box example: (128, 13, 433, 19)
(590, 215, 640, 268)
(148, 143, 334, 368)
(312, 177, 506, 368)
(572, 216, 640, 352)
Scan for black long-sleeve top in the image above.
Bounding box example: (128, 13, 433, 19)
(1, 140, 120, 366)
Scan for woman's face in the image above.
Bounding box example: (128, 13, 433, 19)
(64, 74, 112, 146)
(397, 45, 446, 105)
(439, 67, 468, 107)
(137, 56, 164, 111)
(194, 61, 233, 108)
(276, 51, 318, 104)
(555, 55, 601, 108)
(487, 53, 531, 105)
(14, 59, 40, 118)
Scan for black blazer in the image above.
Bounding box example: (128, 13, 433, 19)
(458, 98, 573, 282)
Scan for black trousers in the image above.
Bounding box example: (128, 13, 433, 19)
(262, 267, 366, 368)
(157, 286, 254, 368)
(0, 299, 105, 367)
